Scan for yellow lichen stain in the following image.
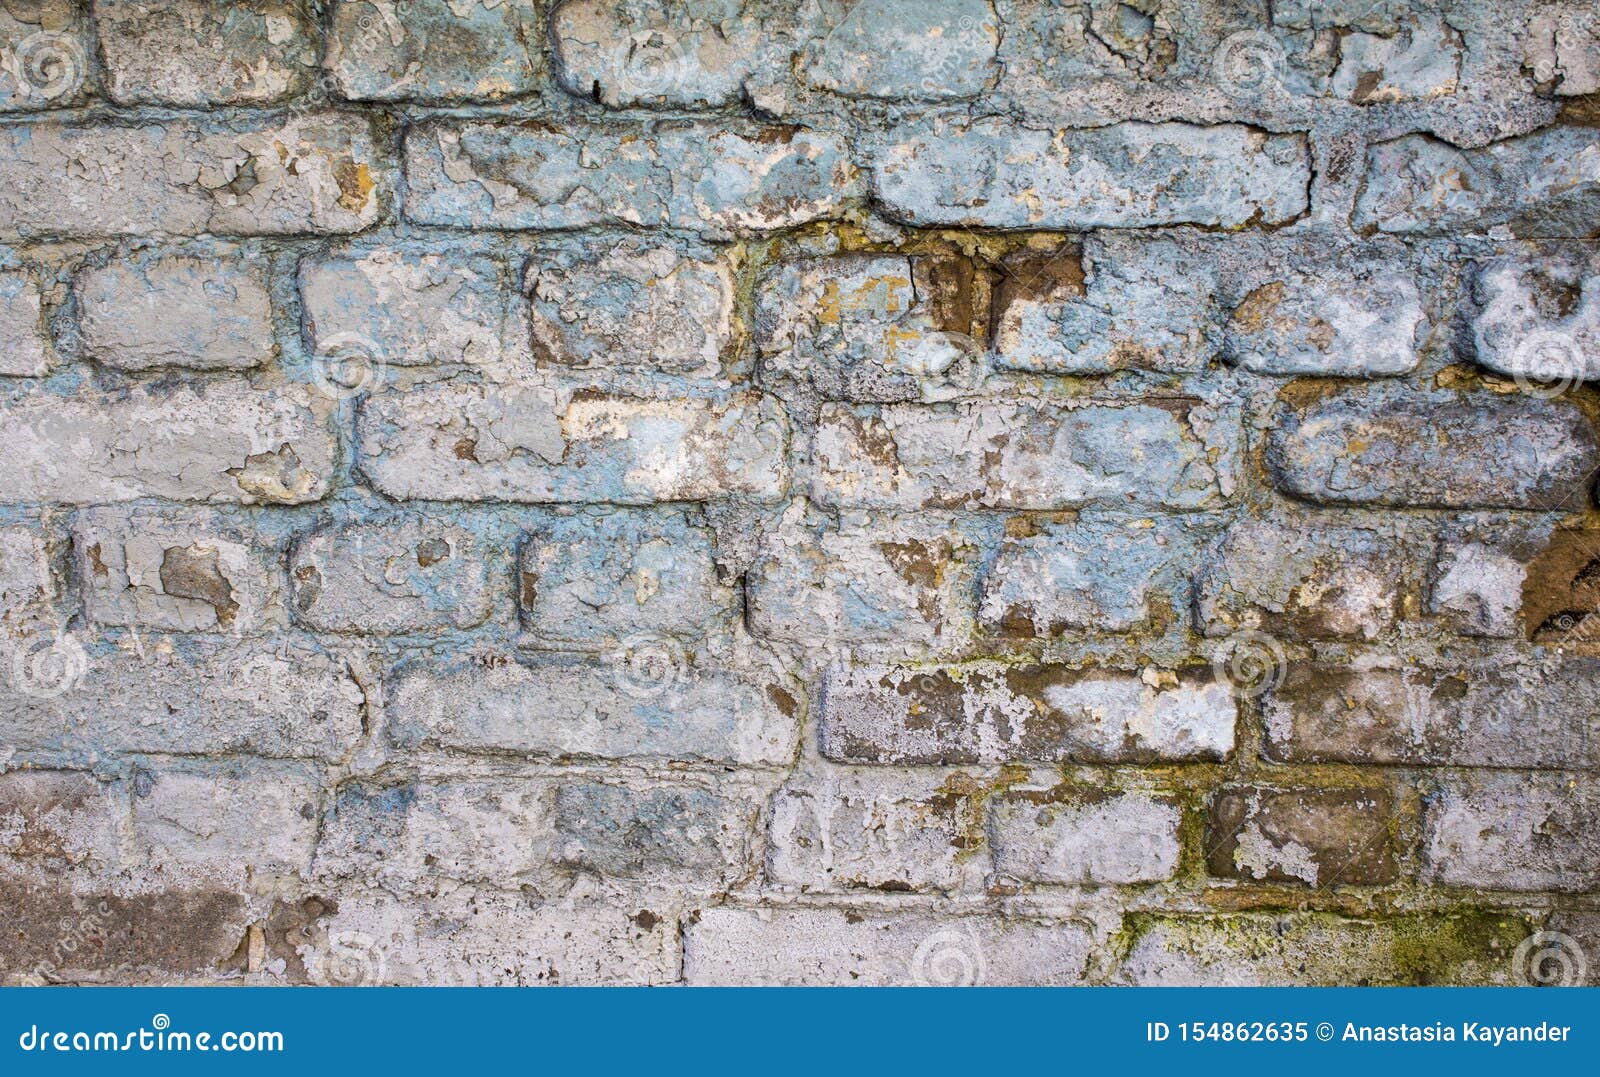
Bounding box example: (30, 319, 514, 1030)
(335, 160, 375, 214)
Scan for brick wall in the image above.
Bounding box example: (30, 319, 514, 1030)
(1, 0, 1597, 986)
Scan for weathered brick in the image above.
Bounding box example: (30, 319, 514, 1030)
(990, 790, 1181, 886)
(1115, 912, 1526, 986)
(0, 525, 53, 633)
(316, 780, 552, 892)
(404, 121, 855, 236)
(820, 664, 1237, 765)
(767, 769, 983, 894)
(1426, 518, 1553, 639)
(0, 3, 89, 111)
(95, 0, 317, 106)
(328, 0, 542, 103)
(388, 656, 798, 766)
(0, 117, 389, 239)
(872, 119, 1310, 228)
(1330, 16, 1461, 105)
(1193, 518, 1403, 640)
(75, 250, 274, 372)
(1424, 773, 1599, 892)
(812, 399, 1238, 511)
(1269, 388, 1598, 509)
(0, 641, 363, 763)
(1526, 6, 1600, 96)
(980, 516, 1198, 637)
(0, 771, 122, 876)
(1471, 249, 1599, 384)
(130, 767, 320, 884)
(358, 383, 788, 504)
(747, 511, 971, 647)
(1224, 260, 1427, 376)
(684, 907, 1093, 985)
(754, 253, 980, 401)
(74, 505, 285, 634)
(555, 780, 751, 884)
(0, 382, 336, 506)
(526, 242, 734, 375)
(300, 248, 513, 371)
(550, 0, 775, 108)
(1354, 128, 1600, 237)
(290, 516, 498, 634)
(0, 268, 49, 376)
(519, 509, 732, 644)
(1206, 787, 1397, 887)
(803, 0, 998, 100)
(1262, 659, 1599, 768)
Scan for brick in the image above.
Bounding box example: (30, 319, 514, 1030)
(554, 781, 750, 884)
(1115, 912, 1526, 986)
(358, 383, 788, 504)
(130, 767, 320, 885)
(311, 890, 677, 985)
(404, 121, 855, 236)
(526, 242, 734, 375)
(0, 382, 335, 506)
(747, 512, 971, 647)
(290, 516, 498, 634)
(0, 117, 389, 239)
(767, 769, 982, 894)
(1426, 519, 1553, 639)
(0, 268, 49, 376)
(1330, 17, 1461, 105)
(95, 0, 317, 106)
(519, 509, 732, 645)
(0, 771, 122, 876)
(1269, 388, 1598, 509)
(0, 525, 53, 632)
(871, 119, 1310, 228)
(684, 907, 1092, 986)
(820, 664, 1237, 765)
(980, 516, 1197, 637)
(0, 3, 89, 111)
(803, 0, 998, 100)
(1471, 249, 1600, 384)
(300, 248, 513, 371)
(1424, 773, 1599, 892)
(328, 0, 539, 103)
(754, 253, 980, 402)
(1206, 787, 1397, 887)
(316, 780, 552, 892)
(75, 250, 274, 372)
(1526, 7, 1600, 96)
(0, 641, 363, 763)
(550, 0, 774, 108)
(74, 505, 286, 634)
(812, 399, 1238, 511)
(991, 237, 1210, 374)
(1353, 128, 1600, 237)
(1261, 659, 1599, 768)
(1193, 518, 1402, 640)
(388, 656, 798, 766)
(990, 791, 1181, 885)
(1224, 260, 1427, 376)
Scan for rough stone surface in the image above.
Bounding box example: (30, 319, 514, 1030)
(327, 0, 543, 103)
(96, 0, 317, 106)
